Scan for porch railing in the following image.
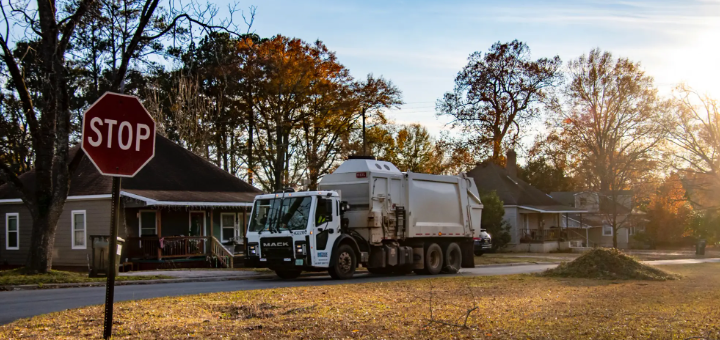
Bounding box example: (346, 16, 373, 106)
(125, 236, 208, 260)
(210, 236, 234, 268)
(520, 228, 586, 243)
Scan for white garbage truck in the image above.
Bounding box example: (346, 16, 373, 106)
(244, 156, 483, 279)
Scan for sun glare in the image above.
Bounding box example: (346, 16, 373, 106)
(664, 26, 720, 98)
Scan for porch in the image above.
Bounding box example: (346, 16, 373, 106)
(119, 202, 253, 269)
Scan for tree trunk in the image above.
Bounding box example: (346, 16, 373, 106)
(25, 210, 63, 273)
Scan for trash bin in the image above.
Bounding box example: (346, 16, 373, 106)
(89, 235, 125, 277)
(696, 239, 707, 256)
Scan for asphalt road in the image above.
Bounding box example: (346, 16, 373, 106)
(1, 258, 718, 325)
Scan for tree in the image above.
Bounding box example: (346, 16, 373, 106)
(393, 124, 435, 173)
(437, 40, 562, 160)
(355, 74, 403, 156)
(665, 85, 720, 210)
(518, 157, 576, 194)
(552, 48, 666, 248)
(641, 173, 693, 248)
(479, 190, 511, 250)
(0, 0, 246, 273)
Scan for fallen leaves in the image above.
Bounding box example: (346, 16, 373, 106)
(1, 264, 719, 339)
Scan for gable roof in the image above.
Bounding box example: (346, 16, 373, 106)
(467, 161, 582, 213)
(0, 134, 262, 204)
(550, 191, 633, 215)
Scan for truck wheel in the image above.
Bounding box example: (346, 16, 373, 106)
(443, 242, 462, 274)
(329, 244, 356, 280)
(275, 269, 302, 279)
(415, 243, 443, 275)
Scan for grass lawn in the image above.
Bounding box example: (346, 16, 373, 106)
(2, 263, 719, 339)
(0, 268, 172, 286)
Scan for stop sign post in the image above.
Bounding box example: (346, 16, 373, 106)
(81, 92, 155, 340)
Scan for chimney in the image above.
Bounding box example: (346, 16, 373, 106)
(506, 150, 517, 178)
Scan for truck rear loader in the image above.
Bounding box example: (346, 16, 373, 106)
(244, 157, 484, 279)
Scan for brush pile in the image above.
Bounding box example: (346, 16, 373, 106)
(542, 248, 679, 280)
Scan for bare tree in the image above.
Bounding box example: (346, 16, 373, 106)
(437, 40, 562, 161)
(0, 0, 247, 273)
(666, 84, 720, 210)
(553, 48, 666, 247)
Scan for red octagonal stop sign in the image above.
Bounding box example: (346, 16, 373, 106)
(81, 92, 156, 177)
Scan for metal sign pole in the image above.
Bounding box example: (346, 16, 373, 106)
(103, 176, 122, 339)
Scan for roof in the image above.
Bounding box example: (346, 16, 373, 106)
(467, 161, 583, 213)
(550, 191, 633, 215)
(0, 134, 261, 204)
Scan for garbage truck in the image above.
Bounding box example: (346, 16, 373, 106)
(244, 156, 483, 279)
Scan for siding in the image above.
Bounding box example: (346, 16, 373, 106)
(52, 200, 112, 266)
(0, 204, 33, 265)
(0, 199, 112, 267)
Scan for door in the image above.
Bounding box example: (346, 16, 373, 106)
(309, 196, 340, 267)
(236, 209, 248, 244)
(189, 211, 205, 236)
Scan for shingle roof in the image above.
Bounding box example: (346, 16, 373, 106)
(0, 134, 262, 203)
(467, 161, 581, 213)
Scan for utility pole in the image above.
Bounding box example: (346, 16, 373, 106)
(362, 107, 367, 156)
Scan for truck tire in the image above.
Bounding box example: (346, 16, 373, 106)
(275, 269, 302, 279)
(443, 242, 462, 274)
(329, 244, 356, 280)
(414, 243, 443, 275)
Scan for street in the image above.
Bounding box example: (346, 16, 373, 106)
(1, 258, 718, 325)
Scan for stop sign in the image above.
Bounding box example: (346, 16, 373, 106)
(81, 92, 156, 177)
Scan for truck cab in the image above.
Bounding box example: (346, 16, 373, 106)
(244, 190, 358, 279)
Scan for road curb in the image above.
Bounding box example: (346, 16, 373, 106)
(0, 273, 275, 291)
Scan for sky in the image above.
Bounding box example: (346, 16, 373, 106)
(228, 0, 720, 139)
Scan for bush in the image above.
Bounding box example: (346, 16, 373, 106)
(480, 190, 511, 250)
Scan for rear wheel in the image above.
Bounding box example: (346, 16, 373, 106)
(414, 243, 443, 275)
(443, 242, 462, 274)
(275, 269, 302, 279)
(329, 244, 356, 280)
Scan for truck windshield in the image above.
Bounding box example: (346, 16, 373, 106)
(248, 196, 312, 233)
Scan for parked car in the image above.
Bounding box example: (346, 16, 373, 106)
(474, 229, 492, 256)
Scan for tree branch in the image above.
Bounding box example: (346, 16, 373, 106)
(58, 0, 95, 55)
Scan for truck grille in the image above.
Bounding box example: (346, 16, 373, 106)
(260, 237, 293, 259)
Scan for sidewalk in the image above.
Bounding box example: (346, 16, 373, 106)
(1, 269, 269, 291)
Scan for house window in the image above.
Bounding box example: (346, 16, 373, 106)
(139, 211, 157, 236)
(602, 226, 613, 236)
(628, 227, 635, 236)
(71, 210, 87, 249)
(6, 213, 19, 250)
(221, 213, 235, 242)
(579, 198, 587, 206)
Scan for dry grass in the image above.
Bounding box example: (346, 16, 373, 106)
(0, 268, 172, 286)
(2, 264, 720, 339)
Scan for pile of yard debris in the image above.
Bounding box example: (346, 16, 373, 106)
(542, 248, 679, 281)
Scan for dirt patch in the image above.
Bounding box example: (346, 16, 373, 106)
(541, 248, 680, 280)
(215, 302, 317, 320)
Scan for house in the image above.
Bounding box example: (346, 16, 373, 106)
(550, 191, 644, 249)
(0, 134, 262, 270)
(466, 151, 586, 252)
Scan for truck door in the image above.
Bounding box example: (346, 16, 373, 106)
(309, 196, 340, 268)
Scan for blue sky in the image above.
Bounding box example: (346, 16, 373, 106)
(237, 0, 720, 137)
